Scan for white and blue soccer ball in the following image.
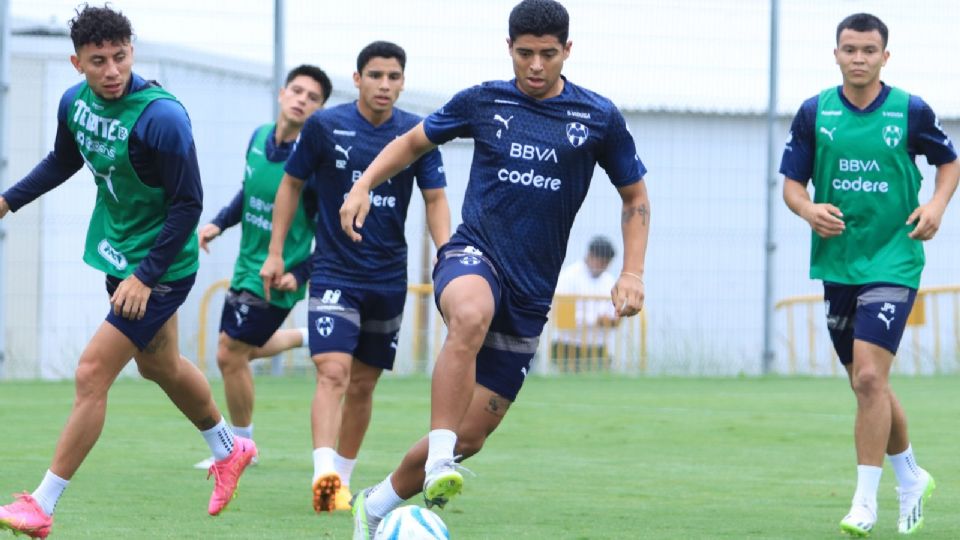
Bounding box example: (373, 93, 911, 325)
(374, 505, 449, 540)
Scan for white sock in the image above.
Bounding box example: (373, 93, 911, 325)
(365, 474, 404, 519)
(201, 418, 236, 461)
(853, 465, 883, 508)
(888, 445, 923, 488)
(298, 327, 310, 347)
(425, 429, 457, 473)
(335, 453, 358, 487)
(312, 447, 337, 483)
(231, 424, 254, 440)
(31, 470, 68, 516)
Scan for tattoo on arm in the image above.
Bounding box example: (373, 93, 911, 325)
(621, 204, 648, 226)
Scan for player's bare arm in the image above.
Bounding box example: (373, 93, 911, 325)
(260, 173, 304, 301)
(612, 180, 648, 317)
(340, 122, 437, 242)
(198, 223, 222, 253)
(422, 187, 451, 248)
(907, 158, 960, 241)
(783, 177, 846, 238)
(0, 196, 9, 218)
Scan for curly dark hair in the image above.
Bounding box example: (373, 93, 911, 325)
(509, 0, 569, 44)
(68, 3, 133, 50)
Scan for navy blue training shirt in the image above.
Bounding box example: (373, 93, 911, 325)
(285, 102, 446, 291)
(423, 77, 645, 306)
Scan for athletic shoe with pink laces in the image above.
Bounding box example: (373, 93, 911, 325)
(0, 493, 52, 539)
(207, 436, 258, 516)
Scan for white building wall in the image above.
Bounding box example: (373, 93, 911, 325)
(3, 32, 960, 379)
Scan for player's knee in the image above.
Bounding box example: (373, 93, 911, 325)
(852, 368, 887, 397)
(314, 357, 350, 388)
(73, 361, 111, 401)
(454, 433, 487, 460)
(445, 306, 491, 345)
(347, 375, 377, 399)
(216, 347, 245, 373)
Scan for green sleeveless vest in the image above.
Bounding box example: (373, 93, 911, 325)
(231, 124, 312, 308)
(811, 86, 924, 288)
(68, 83, 199, 282)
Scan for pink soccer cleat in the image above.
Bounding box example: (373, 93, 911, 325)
(0, 493, 52, 539)
(207, 436, 258, 516)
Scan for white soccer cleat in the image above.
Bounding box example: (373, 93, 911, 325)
(422, 457, 472, 509)
(840, 500, 877, 537)
(897, 469, 935, 535)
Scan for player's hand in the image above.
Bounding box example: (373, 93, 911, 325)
(259, 253, 285, 302)
(111, 274, 152, 320)
(801, 203, 845, 238)
(612, 272, 644, 317)
(906, 201, 946, 241)
(0, 196, 9, 219)
(198, 223, 221, 253)
(275, 272, 299, 292)
(339, 184, 372, 242)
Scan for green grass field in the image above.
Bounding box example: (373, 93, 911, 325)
(1, 375, 959, 539)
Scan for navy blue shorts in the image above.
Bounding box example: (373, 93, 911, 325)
(823, 282, 917, 365)
(307, 282, 406, 370)
(105, 273, 195, 351)
(433, 242, 549, 402)
(218, 288, 293, 347)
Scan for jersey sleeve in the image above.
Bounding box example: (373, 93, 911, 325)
(413, 147, 447, 190)
(2, 85, 84, 211)
(907, 96, 958, 166)
(422, 87, 477, 145)
(284, 114, 328, 181)
(132, 98, 204, 286)
(779, 96, 818, 183)
(597, 105, 645, 187)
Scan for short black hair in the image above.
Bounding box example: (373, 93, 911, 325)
(836, 13, 888, 49)
(509, 0, 569, 45)
(285, 64, 333, 104)
(68, 3, 133, 50)
(356, 41, 407, 73)
(588, 236, 615, 261)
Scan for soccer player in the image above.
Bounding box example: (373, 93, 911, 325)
(0, 6, 257, 538)
(190, 64, 332, 470)
(780, 13, 959, 536)
(339, 1, 648, 536)
(259, 41, 450, 513)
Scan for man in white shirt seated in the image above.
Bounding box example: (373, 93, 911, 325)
(552, 236, 619, 371)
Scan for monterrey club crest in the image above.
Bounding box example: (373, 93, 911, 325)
(882, 125, 902, 148)
(566, 122, 589, 148)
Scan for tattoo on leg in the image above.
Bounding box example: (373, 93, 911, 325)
(195, 416, 217, 430)
(621, 204, 648, 226)
(484, 395, 511, 418)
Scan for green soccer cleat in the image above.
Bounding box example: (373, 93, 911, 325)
(351, 488, 380, 540)
(423, 457, 472, 509)
(840, 501, 876, 537)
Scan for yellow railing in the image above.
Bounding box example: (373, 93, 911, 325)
(197, 282, 649, 374)
(775, 285, 960, 375)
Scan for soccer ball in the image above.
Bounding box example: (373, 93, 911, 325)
(374, 505, 449, 539)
